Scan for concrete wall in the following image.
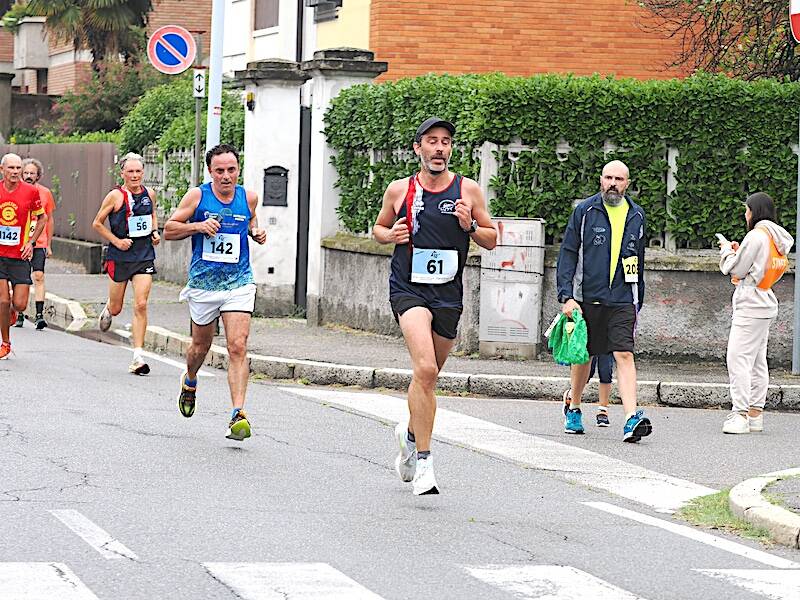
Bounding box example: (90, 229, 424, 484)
(10, 92, 56, 130)
(319, 234, 798, 366)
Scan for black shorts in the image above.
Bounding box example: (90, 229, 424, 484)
(391, 295, 462, 340)
(0, 257, 32, 286)
(105, 259, 156, 283)
(580, 303, 636, 356)
(31, 248, 46, 273)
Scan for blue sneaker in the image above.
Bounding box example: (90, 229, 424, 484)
(623, 410, 652, 443)
(564, 408, 584, 434)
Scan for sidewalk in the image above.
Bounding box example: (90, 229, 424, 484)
(30, 260, 800, 546)
(30, 260, 800, 409)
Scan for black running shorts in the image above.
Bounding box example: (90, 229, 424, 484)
(105, 259, 156, 283)
(391, 295, 462, 340)
(580, 303, 636, 356)
(0, 257, 32, 286)
(31, 248, 46, 273)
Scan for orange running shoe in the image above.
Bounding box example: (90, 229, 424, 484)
(0, 342, 10, 360)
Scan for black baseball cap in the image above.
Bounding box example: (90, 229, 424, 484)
(414, 117, 456, 143)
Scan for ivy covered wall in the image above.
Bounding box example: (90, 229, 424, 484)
(324, 73, 800, 246)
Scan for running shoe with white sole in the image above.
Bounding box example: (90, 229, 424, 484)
(722, 412, 749, 434)
(226, 409, 251, 441)
(412, 456, 439, 495)
(394, 422, 417, 482)
(128, 356, 150, 376)
(748, 413, 764, 432)
(35, 313, 47, 330)
(98, 302, 112, 332)
(0, 342, 10, 360)
(178, 371, 196, 418)
(623, 410, 653, 442)
(14, 312, 24, 327)
(564, 408, 584, 434)
(596, 411, 610, 427)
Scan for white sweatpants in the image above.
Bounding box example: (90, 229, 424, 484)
(726, 314, 774, 413)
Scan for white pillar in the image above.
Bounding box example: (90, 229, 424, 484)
(235, 60, 309, 314)
(303, 49, 388, 324)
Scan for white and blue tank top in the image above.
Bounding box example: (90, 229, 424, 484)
(187, 183, 254, 291)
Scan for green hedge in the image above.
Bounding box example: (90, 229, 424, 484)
(325, 73, 800, 244)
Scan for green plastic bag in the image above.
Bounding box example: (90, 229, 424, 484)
(548, 312, 590, 365)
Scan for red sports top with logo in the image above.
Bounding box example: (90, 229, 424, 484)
(0, 180, 43, 259)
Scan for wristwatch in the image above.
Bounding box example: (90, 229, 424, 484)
(465, 219, 478, 233)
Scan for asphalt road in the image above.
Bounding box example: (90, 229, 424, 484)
(2, 326, 799, 599)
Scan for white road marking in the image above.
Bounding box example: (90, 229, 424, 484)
(283, 388, 716, 513)
(696, 569, 800, 599)
(113, 330, 214, 376)
(586, 502, 800, 570)
(203, 562, 386, 599)
(466, 565, 648, 599)
(0, 563, 99, 598)
(49, 509, 138, 561)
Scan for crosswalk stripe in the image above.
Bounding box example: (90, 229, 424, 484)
(587, 502, 800, 570)
(203, 563, 386, 599)
(0, 563, 98, 599)
(49, 510, 138, 561)
(282, 387, 716, 512)
(465, 565, 648, 599)
(696, 569, 800, 599)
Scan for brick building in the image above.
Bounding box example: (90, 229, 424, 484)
(0, 0, 211, 95)
(314, 0, 688, 80)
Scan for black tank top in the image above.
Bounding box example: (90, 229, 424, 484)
(106, 186, 156, 263)
(389, 174, 470, 309)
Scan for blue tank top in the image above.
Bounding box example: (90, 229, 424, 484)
(389, 174, 470, 308)
(106, 186, 156, 263)
(187, 183, 254, 291)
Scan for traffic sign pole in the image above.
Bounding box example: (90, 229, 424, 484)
(204, 0, 225, 182)
(192, 68, 206, 187)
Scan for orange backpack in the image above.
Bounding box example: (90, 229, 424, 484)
(755, 227, 788, 290)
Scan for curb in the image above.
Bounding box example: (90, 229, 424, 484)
(729, 468, 800, 549)
(24, 292, 91, 332)
(38, 293, 800, 410)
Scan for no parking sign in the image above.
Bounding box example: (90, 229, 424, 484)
(147, 25, 197, 75)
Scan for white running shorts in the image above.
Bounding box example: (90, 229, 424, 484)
(179, 283, 257, 326)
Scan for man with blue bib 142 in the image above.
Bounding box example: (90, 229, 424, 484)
(373, 118, 496, 495)
(164, 144, 266, 441)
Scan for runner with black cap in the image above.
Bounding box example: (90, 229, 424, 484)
(373, 117, 496, 495)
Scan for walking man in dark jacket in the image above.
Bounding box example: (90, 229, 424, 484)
(556, 160, 652, 442)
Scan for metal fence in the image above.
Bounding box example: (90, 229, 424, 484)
(0, 142, 118, 243)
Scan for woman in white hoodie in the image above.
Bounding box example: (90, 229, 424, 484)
(719, 192, 794, 434)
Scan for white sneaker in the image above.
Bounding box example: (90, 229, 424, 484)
(722, 412, 749, 434)
(412, 456, 439, 495)
(748, 413, 764, 432)
(128, 357, 150, 375)
(99, 302, 112, 332)
(394, 422, 416, 482)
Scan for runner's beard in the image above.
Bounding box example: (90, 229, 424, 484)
(602, 189, 623, 206)
(422, 155, 448, 176)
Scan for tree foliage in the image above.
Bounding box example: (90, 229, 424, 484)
(325, 73, 800, 247)
(50, 60, 167, 134)
(27, 0, 152, 68)
(637, 0, 800, 80)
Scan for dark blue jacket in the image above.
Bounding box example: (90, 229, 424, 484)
(556, 193, 646, 307)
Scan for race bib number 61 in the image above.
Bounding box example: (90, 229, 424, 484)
(411, 248, 458, 284)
